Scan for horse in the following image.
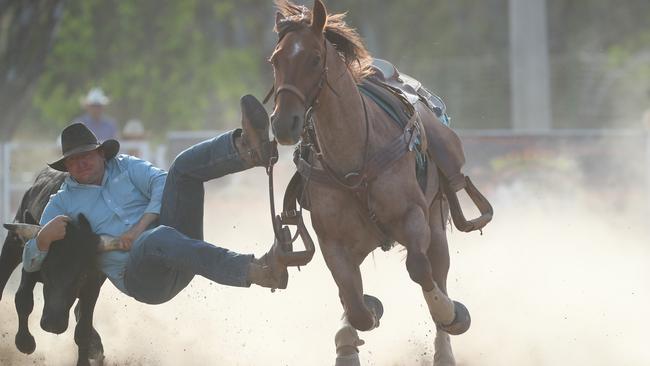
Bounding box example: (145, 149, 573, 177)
(268, 1, 491, 365)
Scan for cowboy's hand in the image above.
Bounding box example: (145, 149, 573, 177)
(37, 215, 71, 251)
(118, 226, 143, 251)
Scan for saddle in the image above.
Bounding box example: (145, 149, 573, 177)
(365, 59, 493, 233)
(371, 59, 450, 125)
(283, 60, 492, 237)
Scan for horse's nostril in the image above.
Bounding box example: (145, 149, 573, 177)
(291, 115, 300, 131)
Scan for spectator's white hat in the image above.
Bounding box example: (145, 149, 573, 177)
(82, 87, 110, 106)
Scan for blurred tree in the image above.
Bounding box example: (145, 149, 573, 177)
(0, 0, 64, 141)
(5, 0, 650, 138)
(548, 0, 650, 128)
(31, 0, 272, 137)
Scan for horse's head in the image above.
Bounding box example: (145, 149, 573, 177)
(269, 0, 328, 145)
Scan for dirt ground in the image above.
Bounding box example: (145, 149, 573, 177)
(1, 152, 649, 365)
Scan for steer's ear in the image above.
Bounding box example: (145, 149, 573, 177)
(23, 211, 37, 225)
(78, 214, 91, 232)
(3, 223, 41, 242)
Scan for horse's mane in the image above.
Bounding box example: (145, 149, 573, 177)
(274, 0, 373, 81)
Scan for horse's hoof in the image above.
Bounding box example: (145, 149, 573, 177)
(363, 294, 384, 323)
(439, 301, 470, 335)
(15, 331, 36, 354)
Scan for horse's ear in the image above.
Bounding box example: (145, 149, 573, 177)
(311, 0, 327, 35)
(23, 211, 37, 225)
(78, 214, 91, 231)
(275, 11, 285, 26)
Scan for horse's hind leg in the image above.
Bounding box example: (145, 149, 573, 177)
(14, 270, 37, 354)
(425, 197, 472, 366)
(426, 198, 456, 366)
(396, 205, 469, 328)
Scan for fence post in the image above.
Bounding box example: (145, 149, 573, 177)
(646, 129, 650, 228)
(0, 142, 7, 235)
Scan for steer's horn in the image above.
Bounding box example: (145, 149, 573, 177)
(98, 235, 123, 252)
(3, 223, 41, 242)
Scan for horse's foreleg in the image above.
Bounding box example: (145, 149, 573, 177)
(334, 315, 363, 366)
(321, 242, 378, 331)
(14, 270, 37, 354)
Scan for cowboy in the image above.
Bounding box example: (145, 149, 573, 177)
(23, 95, 288, 305)
(76, 87, 119, 141)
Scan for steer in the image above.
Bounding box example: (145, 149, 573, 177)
(0, 168, 65, 303)
(4, 214, 116, 366)
(0, 168, 105, 363)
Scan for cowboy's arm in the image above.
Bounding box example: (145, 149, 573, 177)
(125, 155, 167, 215)
(23, 197, 67, 272)
(117, 156, 166, 249)
(117, 213, 158, 250)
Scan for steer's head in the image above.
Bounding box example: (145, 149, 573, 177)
(1, 211, 39, 302)
(39, 214, 99, 334)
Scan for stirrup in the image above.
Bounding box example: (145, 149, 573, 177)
(444, 176, 493, 233)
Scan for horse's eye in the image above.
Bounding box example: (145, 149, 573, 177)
(311, 55, 321, 67)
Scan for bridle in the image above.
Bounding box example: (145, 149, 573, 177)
(263, 36, 331, 121)
(265, 29, 396, 247)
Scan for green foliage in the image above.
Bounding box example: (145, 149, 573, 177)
(20, 0, 650, 136)
(31, 0, 268, 136)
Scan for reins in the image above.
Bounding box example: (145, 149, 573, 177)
(265, 31, 424, 249)
(265, 144, 315, 272)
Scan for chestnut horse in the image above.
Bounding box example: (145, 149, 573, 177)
(270, 1, 481, 365)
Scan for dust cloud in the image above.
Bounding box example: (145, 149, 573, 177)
(1, 148, 649, 365)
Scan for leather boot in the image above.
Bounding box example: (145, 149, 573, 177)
(247, 238, 288, 290)
(238, 94, 276, 167)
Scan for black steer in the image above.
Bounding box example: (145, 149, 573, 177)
(4, 214, 107, 366)
(0, 168, 65, 302)
(1, 168, 105, 365)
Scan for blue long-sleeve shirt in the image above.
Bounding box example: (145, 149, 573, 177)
(22, 154, 167, 294)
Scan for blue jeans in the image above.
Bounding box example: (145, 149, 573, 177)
(124, 129, 255, 304)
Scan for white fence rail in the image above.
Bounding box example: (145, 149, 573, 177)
(2, 129, 649, 236)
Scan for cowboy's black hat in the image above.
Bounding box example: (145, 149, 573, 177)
(48, 123, 120, 172)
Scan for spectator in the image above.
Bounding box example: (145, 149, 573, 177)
(77, 87, 118, 141)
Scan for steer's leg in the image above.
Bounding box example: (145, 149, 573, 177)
(74, 301, 105, 360)
(14, 270, 37, 354)
(74, 275, 105, 366)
